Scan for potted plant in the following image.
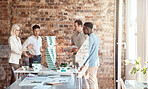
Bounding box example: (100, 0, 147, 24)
(60, 63, 67, 67)
(125, 57, 147, 82)
(59, 63, 69, 72)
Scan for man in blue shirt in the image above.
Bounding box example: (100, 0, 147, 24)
(82, 22, 100, 89)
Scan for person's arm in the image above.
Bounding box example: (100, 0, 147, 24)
(98, 37, 100, 49)
(23, 51, 33, 57)
(9, 37, 22, 55)
(71, 37, 79, 53)
(40, 37, 43, 55)
(22, 37, 30, 51)
(27, 44, 33, 50)
(71, 37, 75, 46)
(83, 37, 94, 66)
(40, 47, 43, 53)
(22, 37, 33, 57)
(66, 37, 76, 52)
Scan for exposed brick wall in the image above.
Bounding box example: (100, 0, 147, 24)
(0, 45, 11, 89)
(0, 0, 11, 45)
(0, 0, 12, 88)
(0, 0, 127, 89)
(0, 58, 11, 89)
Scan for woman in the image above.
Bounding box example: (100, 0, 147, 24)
(8, 24, 33, 84)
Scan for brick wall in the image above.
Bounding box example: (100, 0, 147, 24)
(0, 0, 11, 44)
(0, 0, 126, 89)
(0, 45, 11, 89)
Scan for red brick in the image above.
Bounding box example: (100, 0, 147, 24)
(64, 25, 68, 27)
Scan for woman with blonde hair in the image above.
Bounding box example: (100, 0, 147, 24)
(8, 24, 33, 84)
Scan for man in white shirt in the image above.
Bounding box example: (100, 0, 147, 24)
(23, 25, 42, 67)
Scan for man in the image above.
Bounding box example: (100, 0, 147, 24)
(71, 20, 86, 49)
(82, 22, 100, 89)
(23, 25, 42, 67)
(71, 20, 87, 68)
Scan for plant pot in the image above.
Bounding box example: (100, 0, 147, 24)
(136, 71, 147, 82)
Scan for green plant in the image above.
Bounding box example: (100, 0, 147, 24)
(141, 68, 147, 74)
(125, 57, 147, 74)
(60, 63, 67, 67)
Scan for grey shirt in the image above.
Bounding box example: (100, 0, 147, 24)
(71, 31, 87, 49)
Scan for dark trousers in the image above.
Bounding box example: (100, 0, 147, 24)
(29, 56, 41, 67)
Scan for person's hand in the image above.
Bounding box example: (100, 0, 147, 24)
(23, 51, 33, 58)
(80, 66, 84, 71)
(27, 44, 33, 50)
(27, 54, 33, 58)
(67, 49, 72, 52)
(45, 42, 49, 48)
(72, 48, 78, 53)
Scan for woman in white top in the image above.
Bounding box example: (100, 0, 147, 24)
(8, 24, 33, 84)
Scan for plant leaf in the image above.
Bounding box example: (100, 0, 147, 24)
(131, 67, 137, 74)
(125, 60, 130, 65)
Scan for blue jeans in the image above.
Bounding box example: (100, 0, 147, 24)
(29, 56, 41, 67)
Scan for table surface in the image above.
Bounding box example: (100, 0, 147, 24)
(7, 74, 79, 89)
(14, 67, 76, 75)
(7, 67, 81, 89)
(125, 80, 148, 89)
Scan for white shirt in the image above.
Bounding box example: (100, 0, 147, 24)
(23, 35, 42, 55)
(9, 36, 22, 64)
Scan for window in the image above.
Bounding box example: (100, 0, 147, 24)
(126, 0, 137, 61)
(126, 0, 148, 72)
